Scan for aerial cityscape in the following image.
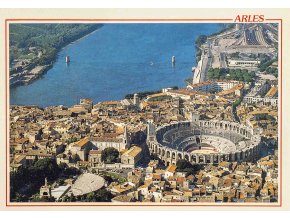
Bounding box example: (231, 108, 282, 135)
(9, 23, 279, 204)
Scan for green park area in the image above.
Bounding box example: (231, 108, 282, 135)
(208, 68, 256, 82)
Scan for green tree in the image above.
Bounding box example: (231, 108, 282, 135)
(195, 35, 207, 47)
(176, 160, 201, 175)
(207, 68, 255, 82)
(62, 194, 77, 202)
(84, 189, 113, 202)
(33, 158, 60, 180)
(101, 147, 120, 164)
(63, 166, 81, 177)
(10, 158, 61, 202)
(30, 193, 56, 202)
(13, 193, 28, 202)
(66, 137, 79, 144)
(94, 188, 113, 202)
(176, 159, 193, 170)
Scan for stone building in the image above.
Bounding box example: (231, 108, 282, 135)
(91, 125, 129, 152)
(121, 145, 142, 166)
(39, 178, 52, 198)
(88, 150, 102, 167)
(147, 115, 261, 165)
(80, 98, 93, 112)
(70, 137, 95, 161)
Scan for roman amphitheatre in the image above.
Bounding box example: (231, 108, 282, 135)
(147, 114, 262, 165)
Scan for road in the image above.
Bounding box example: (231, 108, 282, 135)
(220, 52, 227, 68)
(200, 40, 213, 82)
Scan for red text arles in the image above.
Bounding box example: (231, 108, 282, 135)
(234, 15, 265, 22)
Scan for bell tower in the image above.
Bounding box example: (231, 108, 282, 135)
(147, 120, 156, 142)
(123, 125, 128, 145)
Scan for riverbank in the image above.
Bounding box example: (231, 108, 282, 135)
(192, 24, 237, 84)
(9, 24, 103, 87)
(10, 64, 53, 87)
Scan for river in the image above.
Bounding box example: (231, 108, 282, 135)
(10, 23, 222, 107)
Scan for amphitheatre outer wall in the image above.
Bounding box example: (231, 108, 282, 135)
(147, 119, 262, 166)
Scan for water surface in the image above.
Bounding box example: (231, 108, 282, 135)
(10, 23, 222, 107)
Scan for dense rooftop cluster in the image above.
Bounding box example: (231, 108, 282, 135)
(9, 23, 279, 203)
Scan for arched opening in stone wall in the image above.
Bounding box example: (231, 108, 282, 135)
(172, 152, 176, 160)
(192, 155, 196, 163)
(206, 156, 211, 163)
(199, 156, 204, 163)
(235, 153, 238, 160)
(214, 156, 218, 164)
(196, 137, 200, 144)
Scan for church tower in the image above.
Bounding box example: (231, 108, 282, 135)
(147, 120, 156, 142)
(133, 93, 140, 105)
(123, 125, 128, 146)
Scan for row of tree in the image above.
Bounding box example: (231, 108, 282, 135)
(265, 67, 278, 78)
(207, 68, 255, 82)
(195, 35, 207, 62)
(258, 55, 277, 72)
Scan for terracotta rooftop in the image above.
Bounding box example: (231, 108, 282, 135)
(74, 138, 90, 148)
(166, 164, 177, 173)
(265, 86, 278, 97)
(216, 84, 244, 96)
(122, 146, 142, 158)
(89, 150, 102, 155)
(69, 106, 87, 113)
